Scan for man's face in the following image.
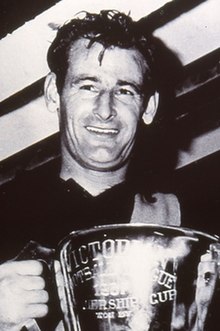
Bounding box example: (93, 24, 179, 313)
(59, 38, 148, 171)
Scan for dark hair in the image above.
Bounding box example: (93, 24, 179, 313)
(47, 10, 159, 95)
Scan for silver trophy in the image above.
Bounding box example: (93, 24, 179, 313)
(56, 224, 220, 331)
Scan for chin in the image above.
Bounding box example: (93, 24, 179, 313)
(84, 157, 128, 172)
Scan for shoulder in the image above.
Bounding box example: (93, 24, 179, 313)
(131, 192, 181, 226)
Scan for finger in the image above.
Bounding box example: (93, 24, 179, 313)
(197, 260, 218, 288)
(24, 304, 49, 319)
(200, 253, 213, 262)
(16, 261, 44, 276)
(54, 260, 61, 273)
(55, 269, 64, 288)
(198, 260, 217, 275)
(24, 290, 49, 304)
(54, 260, 64, 289)
(0, 260, 43, 276)
(19, 276, 46, 290)
(54, 265, 66, 313)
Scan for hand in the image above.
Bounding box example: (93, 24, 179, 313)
(192, 252, 218, 331)
(0, 260, 49, 331)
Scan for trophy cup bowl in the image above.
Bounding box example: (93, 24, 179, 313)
(57, 224, 219, 331)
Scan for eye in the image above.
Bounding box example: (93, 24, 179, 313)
(79, 84, 97, 92)
(116, 88, 134, 96)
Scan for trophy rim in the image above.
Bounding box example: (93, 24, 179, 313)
(58, 223, 219, 249)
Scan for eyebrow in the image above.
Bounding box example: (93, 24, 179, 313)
(71, 76, 100, 85)
(71, 77, 143, 94)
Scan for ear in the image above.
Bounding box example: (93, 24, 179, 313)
(44, 72, 60, 113)
(142, 91, 159, 125)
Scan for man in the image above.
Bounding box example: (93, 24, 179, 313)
(0, 10, 182, 331)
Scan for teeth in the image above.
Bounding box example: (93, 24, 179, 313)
(86, 126, 118, 134)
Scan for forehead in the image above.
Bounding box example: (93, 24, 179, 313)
(65, 38, 148, 84)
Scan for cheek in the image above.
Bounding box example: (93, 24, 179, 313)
(121, 98, 143, 116)
(60, 101, 80, 125)
(122, 106, 142, 130)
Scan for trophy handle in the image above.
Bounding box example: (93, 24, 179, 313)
(15, 241, 62, 331)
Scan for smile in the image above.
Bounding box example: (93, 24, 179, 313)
(86, 126, 119, 135)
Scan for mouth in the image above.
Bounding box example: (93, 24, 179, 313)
(85, 126, 119, 136)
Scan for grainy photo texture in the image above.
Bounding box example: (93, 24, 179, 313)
(0, 1, 220, 330)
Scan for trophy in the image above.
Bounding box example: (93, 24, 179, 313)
(56, 224, 220, 331)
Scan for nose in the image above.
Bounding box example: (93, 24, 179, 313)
(93, 91, 116, 121)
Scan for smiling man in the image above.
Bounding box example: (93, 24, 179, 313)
(0, 10, 181, 331)
(45, 38, 155, 195)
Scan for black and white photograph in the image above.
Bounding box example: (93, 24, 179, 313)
(0, 0, 220, 330)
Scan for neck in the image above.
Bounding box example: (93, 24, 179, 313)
(60, 154, 128, 197)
